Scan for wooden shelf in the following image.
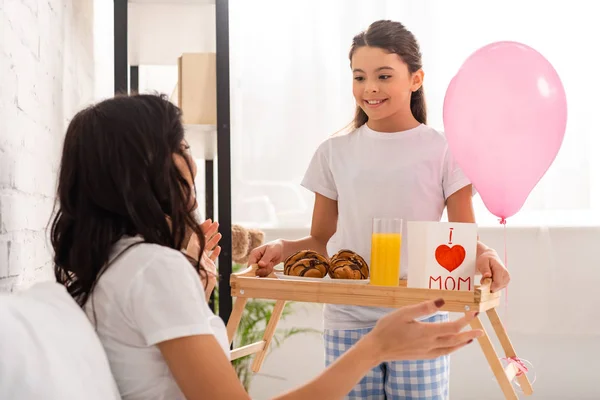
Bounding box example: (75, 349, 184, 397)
(184, 124, 217, 160)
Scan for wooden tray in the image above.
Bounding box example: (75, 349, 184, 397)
(226, 266, 532, 400)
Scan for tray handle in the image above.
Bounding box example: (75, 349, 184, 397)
(232, 264, 277, 278)
(478, 277, 492, 293)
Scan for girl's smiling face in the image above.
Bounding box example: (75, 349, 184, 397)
(351, 46, 423, 129)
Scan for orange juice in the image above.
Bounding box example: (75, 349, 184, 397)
(370, 233, 402, 286)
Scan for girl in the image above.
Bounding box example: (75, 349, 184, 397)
(52, 93, 482, 400)
(249, 20, 510, 400)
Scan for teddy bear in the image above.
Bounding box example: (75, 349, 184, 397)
(231, 224, 265, 265)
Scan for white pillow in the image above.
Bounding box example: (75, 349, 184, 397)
(0, 281, 121, 400)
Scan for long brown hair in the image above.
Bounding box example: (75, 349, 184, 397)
(349, 20, 427, 130)
(51, 94, 206, 307)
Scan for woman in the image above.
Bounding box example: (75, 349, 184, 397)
(52, 93, 482, 400)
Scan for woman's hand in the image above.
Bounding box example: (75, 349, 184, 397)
(200, 219, 221, 262)
(476, 243, 510, 293)
(365, 298, 483, 362)
(198, 219, 221, 300)
(273, 298, 483, 400)
(182, 219, 221, 263)
(184, 231, 218, 301)
(183, 219, 221, 300)
(199, 251, 217, 301)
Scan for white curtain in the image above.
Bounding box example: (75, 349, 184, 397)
(228, 0, 600, 228)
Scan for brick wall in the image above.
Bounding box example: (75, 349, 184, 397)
(0, 0, 96, 291)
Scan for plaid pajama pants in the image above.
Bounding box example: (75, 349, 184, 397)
(324, 313, 450, 400)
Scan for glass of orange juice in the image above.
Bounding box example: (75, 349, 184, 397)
(370, 218, 403, 286)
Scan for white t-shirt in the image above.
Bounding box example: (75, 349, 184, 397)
(301, 123, 472, 330)
(0, 282, 120, 400)
(84, 236, 230, 400)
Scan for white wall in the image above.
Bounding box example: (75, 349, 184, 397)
(128, 2, 215, 66)
(0, 0, 97, 291)
(248, 226, 600, 400)
(93, 0, 114, 102)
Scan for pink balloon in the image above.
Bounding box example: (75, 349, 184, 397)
(443, 41, 567, 220)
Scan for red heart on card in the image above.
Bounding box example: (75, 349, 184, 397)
(435, 244, 466, 273)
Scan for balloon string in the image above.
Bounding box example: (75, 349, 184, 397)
(496, 357, 537, 392)
(499, 218, 508, 317)
(497, 219, 536, 392)
(501, 357, 529, 377)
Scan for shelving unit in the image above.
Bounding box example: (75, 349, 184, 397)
(113, 0, 233, 321)
(184, 124, 217, 161)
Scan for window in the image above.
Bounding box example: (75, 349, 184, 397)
(229, 0, 600, 228)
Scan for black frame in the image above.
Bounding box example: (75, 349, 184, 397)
(215, 0, 232, 323)
(114, 0, 128, 94)
(205, 159, 216, 311)
(130, 66, 139, 93)
(113, 0, 233, 321)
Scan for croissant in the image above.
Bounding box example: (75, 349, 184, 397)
(283, 250, 329, 278)
(329, 249, 369, 280)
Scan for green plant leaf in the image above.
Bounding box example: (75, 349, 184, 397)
(214, 263, 321, 390)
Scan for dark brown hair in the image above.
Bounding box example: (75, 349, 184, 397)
(349, 20, 426, 129)
(51, 93, 205, 307)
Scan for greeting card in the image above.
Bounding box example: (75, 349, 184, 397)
(407, 221, 477, 291)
